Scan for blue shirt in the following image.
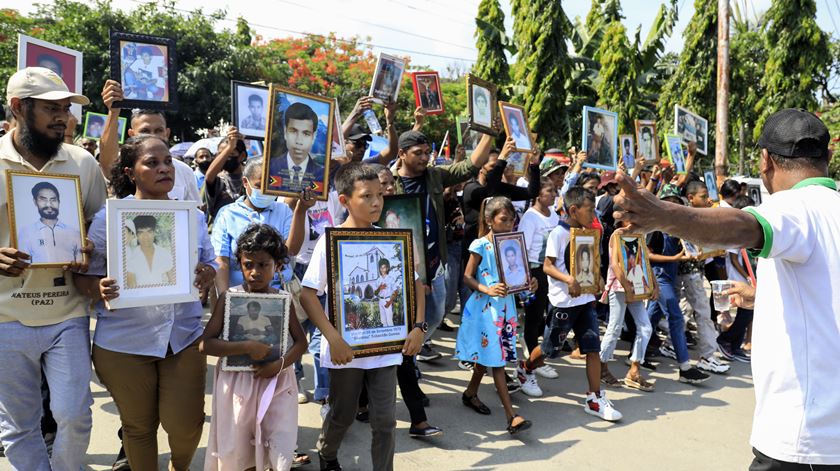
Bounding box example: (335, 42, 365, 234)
(210, 196, 295, 287)
(87, 198, 218, 357)
(194, 168, 205, 192)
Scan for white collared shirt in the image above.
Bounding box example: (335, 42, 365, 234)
(286, 152, 311, 187)
(19, 219, 82, 264)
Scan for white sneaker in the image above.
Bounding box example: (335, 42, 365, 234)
(516, 363, 543, 397)
(534, 364, 559, 379)
(584, 391, 623, 422)
(697, 356, 730, 374)
(298, 391, 309, 404)
(320, 403, 331, 421)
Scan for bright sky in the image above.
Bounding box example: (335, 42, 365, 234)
(13, 0, 840, 75)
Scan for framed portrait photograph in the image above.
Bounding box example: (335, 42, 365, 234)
(748, 184, 763, 206)
(326, 228, 417, 358)
(221, 291, 290, 372)
(262, 84, 334, 200)
(493, 232, 531, 295)
(109, 31, 178, 111)
(613, 234, 654, 301)
(664, 134, 687, 174)
(105, 199, 199, 309)
(231, 81, 269, 140)
(82, 112, 127, 143)
(378, 195, 428, 284)
(466, 74, 499, 136)
(6, 170, 85, 268)
(634, 119, 660, 162)
(332, 100, 346, 158)
(582, 106, 618, 171)
(674, 105, 708, 156)
(570, 228, 601, 295)
(411, 71, 444, 115)
(619, 134, 635, 170)
(370, 52, 405, 104)
(17, 34, 83, 119)
(506, 152, 529, 178)
(456, 116, 480, 158)
(704, 170, 719, 202)
(499, 101, 535, 153)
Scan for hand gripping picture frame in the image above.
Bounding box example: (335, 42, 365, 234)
(109, 31, 178, 111)
(570, 227, 601, 295)
(493, 231, 531, 295)
(231, 80, 270, 140)
(370, 52, 406, 104)
(221, 291, 291, 372)
(611, 232, 654, 302)
(499, 101, 536, 153)
(411, 71, 445, 115)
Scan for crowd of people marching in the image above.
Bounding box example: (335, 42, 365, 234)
(1, 64, 838, 471)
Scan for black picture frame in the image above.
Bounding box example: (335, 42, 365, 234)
(492, 231, 531, 295)
(109, 31, 178, 111)
(377, 194, 429, 284)
(231, 80, 269, 140)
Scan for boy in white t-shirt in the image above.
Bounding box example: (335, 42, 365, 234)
(300, 163, 426, 471)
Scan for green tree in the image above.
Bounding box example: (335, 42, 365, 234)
(755, 0, 829, 139)
(596, 20, 637, 134)
(473, 0, 511, 92)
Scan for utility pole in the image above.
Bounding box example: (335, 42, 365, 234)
(715, 0, 730, 184)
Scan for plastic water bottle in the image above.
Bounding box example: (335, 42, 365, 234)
(363, 109, 382, 135)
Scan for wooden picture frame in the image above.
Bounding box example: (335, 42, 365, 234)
(634, 119, 660, 162)
(262, 84, 334, 200)
(674, 105, 708, 156)
(6, 170, 86, 268)
(378, 194, 428, 284)
(17, 34, 84, 119)
(664, 134, 687, 174)
(221, 291, 291, 372)
(570, 227, 601, 295)
(370, 52, 405, 104)
(499, 101, 536, 153)
(466, 74, 499, 136)
(109, 31, 178, 111)
(332, 99, 346, 158)
(411, 71, 444, 115)
(493, 231, 531, 295)
(704, 170, 719, 202)
(612, 233, 655, 302)
(582, 106, 618, 171)
(105, 199, 199, 309)
(82, 112, 127, 143)
(619, 134, 635, 170)
(231, 80, 270, 140)
(506, 152, 530, 178)
(326, 228, 417, 358)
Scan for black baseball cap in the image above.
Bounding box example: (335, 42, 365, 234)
(757, 108, 830, 159)
(398, 130, 430, 150)
(348, 123, 372, 142)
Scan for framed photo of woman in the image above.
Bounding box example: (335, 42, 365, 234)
(570, 228, 601, 295)
(612, 233, 654, 301)
(221, 291, 291, 372)
(492, 232, 531, 295)
(105, 199, 199, 309)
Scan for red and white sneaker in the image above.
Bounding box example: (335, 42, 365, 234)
(584, 391, 623, 422)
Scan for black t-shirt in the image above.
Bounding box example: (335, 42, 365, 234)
(205, 171, 243, 221)
(400, 175, 441, 276)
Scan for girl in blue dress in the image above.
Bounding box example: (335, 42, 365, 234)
(456, 196, 538, 434)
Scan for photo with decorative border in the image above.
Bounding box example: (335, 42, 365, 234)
(6, 170, 85, 268)
(570, 228, 601, 295)
(262, 84, 334, 200)
(634, 119, 660, 162)
(582, 106, 618, 171)
(411, 71, 444, 115)
(378, 194, 428, 284)
(619, 134, 635, 169)
(326, 228, 416, 358)
(612, 233, 654, 301)
(493, 231, 531, 295)
(82, 112, 127, 143)
(499, 101, 535, 153)
(231, 81, 269, 140)
(109, 31, 178, 111)
(704, 170, 719, 202)
(674, 105, 708, 156)
(105, 199, 198, 309)
(221, 291, 291, 372)
(332, 99, 346, 158)
(466, 74, 498, 136)
(664, 134, 687, 174)
(17, 34, 84, 119)
(370, 52, 405, 104)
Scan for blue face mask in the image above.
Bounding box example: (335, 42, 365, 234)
(247, 186, 276, 209)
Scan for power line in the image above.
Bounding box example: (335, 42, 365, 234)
(387, 0, 475, 28)
(825, 0, 839, 37)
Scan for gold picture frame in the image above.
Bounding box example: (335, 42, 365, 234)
(498, 101, 536, 153)
(611, 232, 655, 302)
(569, 227, 601, 295)
(466, 74, 499, 136)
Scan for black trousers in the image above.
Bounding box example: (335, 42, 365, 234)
(523, 266, 548, 353)
(359, 355, 427, 425)
(718, 307, 754, 349)
(750, 448, 840, 470)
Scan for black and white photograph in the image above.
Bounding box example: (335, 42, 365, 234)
(221, 291, 290, 371)
(466, 74, 498, 136)
(499, 101, 535, 153)
(704, 170, 719, 202)
(582, 106, 618, 171)
(109, 31, 178, 111)
(231, 81, 269, 140)
(493, 232, 531, 295)
(570, 228, 601, 295)
(634, 119, 660, 162)
(370, 52, 405, 104)
(674, 105, 708, 156)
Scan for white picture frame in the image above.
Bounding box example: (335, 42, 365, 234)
(105, 199, 199, 309)
(221, 291, 291, 372)
(369, 52, 405, 104)
(674, 105, 709, 156)
(17, 34, 84, 119)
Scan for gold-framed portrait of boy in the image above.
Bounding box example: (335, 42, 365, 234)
(570, 227, 601, 295)
(611, 233, 655, 301)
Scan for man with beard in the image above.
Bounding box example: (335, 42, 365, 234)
(0, 67, 106, 470)
(19, 181, 82, 264)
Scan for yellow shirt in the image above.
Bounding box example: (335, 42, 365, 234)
(0, 131, 107, 326)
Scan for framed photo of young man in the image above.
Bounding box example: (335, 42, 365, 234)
(499, 101, 535, 153)
(378, 194, 428, 284)
(664, 134, 687, 174)
(493, 232, 531, 295)
(326, 228, 417, 358)
(466, 74, 498, 136)
(231, 81, 269, 140)
(6, 170, 85, 268)
(17, 34, 84, 119)
(370, 52, 405, 104)
(105, 199, 199, 309)
(109, 31, 178, 111)
(704, 170, 719, 202)
(619, 134, 636, 170)
(262, 84, 334, 200)
(411, 71, 444, 115)
(582, 106, 618, 171)
(570, 228, 601, 295)
(612, 233, 654, 301)
(674, 105, 708, 156)
(82, 112, 127, 143)
(634, 119, 660, 162)
(221, 291, 291, 372)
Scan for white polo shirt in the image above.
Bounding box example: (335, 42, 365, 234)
(744, 178, 840, 465)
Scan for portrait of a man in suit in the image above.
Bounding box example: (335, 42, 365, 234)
(268, 102, 325, 193)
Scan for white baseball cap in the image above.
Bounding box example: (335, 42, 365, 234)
(6, 67, 89, 105)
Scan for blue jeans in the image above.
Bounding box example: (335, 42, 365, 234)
(647, 272, 690, 364)
(444, 240, 463, 314)
(424, 271, 447, 342)
(602, 292, 652, 363)
(0, 317, 93, 471)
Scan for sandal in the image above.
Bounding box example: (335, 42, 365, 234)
(600, 370, 621, 387)
(507, 414, 532, 435)
(461, 392, 491, 415)
(624, 375, 655, 392)
(292, 451, 311, 468)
